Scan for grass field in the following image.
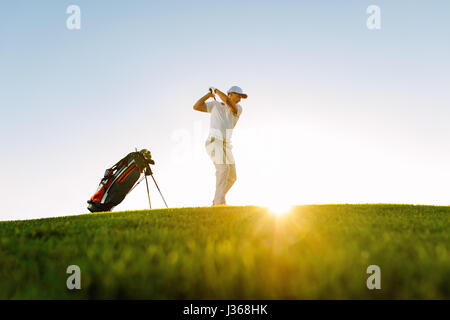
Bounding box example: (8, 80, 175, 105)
(0, 204, 449, 299)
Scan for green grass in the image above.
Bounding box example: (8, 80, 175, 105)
(0, 204, 449, 299)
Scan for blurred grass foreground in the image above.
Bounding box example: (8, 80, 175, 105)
(0, 204, 449, 299)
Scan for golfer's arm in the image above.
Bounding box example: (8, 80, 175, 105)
(216, 90, 238, 115)
(193, 93, 210, 112)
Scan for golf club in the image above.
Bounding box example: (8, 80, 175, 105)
(209, 87, 217, 101)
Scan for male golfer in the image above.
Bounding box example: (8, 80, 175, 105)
(193, 86, 247, 206)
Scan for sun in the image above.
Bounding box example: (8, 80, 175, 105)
(265, 203, 293, 216)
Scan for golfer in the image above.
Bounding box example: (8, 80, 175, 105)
(193, 86, 247, 206)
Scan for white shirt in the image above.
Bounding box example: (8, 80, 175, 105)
(206, 100, 243, 142)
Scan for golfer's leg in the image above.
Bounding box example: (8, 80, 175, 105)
(213, 163, 228, 205)
(223, 164, 237, 196)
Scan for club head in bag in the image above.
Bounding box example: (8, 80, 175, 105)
(140, 149, 155, 165)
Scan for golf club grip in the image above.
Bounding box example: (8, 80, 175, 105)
(209, 87, 217, 100)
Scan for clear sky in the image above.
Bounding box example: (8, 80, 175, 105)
(1, 0, 449, 220)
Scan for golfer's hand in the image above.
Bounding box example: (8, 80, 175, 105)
(208, 87, 217, 97)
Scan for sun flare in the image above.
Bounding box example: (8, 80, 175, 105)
(266, 203, 293, 216)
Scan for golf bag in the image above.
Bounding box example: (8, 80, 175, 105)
(87, 150, 154, 212)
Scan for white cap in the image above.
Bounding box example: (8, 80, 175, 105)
(227, 86, 248, 99)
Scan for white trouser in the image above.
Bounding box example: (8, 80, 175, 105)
(205, 137, 237, 205)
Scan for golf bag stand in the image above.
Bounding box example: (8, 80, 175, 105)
(87, 149, 167, 212)
(145, 165, 168, 209)
(136, 151, 169, 210)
